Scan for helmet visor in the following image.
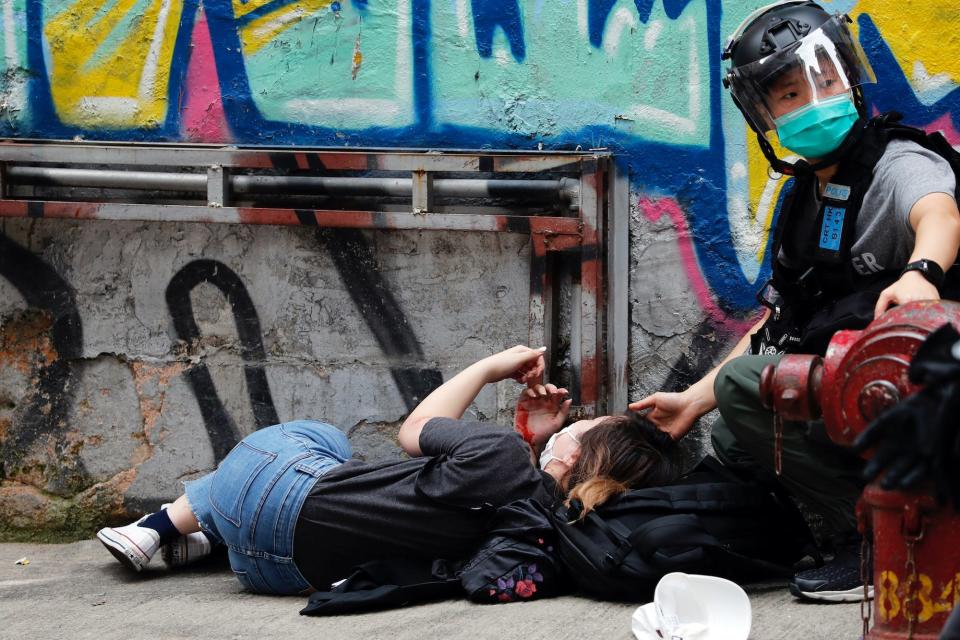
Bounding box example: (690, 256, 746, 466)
(726, 15, 875, 133)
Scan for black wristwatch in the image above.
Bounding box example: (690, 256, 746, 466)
(900, 259, 945, 288)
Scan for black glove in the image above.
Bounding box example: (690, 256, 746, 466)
(853, 324, 960, 506)
(929, 378, 960, 508)
(905, 323, 960, 386)
(854, 386, 942, 490)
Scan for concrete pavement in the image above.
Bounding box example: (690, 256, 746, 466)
(0, 541, 864, 640)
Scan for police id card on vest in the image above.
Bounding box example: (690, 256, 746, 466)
(820, 206, 845, 252)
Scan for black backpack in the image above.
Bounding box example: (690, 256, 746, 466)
(551, 456, 816, 601)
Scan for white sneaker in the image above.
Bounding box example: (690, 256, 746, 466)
(159, 503, 213, 568)
(96, 517, 160, 572)
(161, 531, 213, 567)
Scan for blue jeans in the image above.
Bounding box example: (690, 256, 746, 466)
(184, 420, 351, 595)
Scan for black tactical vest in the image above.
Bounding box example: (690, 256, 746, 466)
(751, 113, 960, 356)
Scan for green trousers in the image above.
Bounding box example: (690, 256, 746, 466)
(710, 354, 865, 535)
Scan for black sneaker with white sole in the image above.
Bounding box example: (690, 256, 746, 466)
(789, 537, 873, 603)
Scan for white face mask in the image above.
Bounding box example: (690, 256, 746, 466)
(539, 425, 581, 470)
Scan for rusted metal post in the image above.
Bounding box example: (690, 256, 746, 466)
(528, 237, 553, 384)
(575, 157, 604, 416)
(606, 160, 629, 413)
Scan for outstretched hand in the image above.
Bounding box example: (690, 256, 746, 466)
(478, 345, 547, 384)
(398, 345, 547, 458)
(514, 383, 572, 447)
(628, 391, 701, 441)
(512, 354, 545, 387)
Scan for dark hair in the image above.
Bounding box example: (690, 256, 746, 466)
(564, 414, 679, 519)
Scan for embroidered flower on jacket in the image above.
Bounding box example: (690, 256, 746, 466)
(527, 564, 544, 582)
(515, 578, 537, 598)
(484, 561, 548, 603)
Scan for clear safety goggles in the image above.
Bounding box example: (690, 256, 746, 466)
(725, 14, 875, 134)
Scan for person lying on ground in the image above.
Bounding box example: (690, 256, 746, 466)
(96, 345, 678, 595)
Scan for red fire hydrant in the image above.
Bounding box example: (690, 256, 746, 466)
(759, 300, 960, 639)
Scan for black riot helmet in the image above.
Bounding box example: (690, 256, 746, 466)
(722, 1, 876, 174)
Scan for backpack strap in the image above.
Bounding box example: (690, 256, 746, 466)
(299, 559, 460, 616)
(605, 513, 794, 578)
(625, 514, 719, 560)
(768, 173, 813, 296)
(877, 114, 960, 201)
(924, 131, 960, 201)
(599, 472, 773, 514)
(589, 512, 714, 569)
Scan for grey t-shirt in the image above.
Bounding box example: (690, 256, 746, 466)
(781, 139, 956, 275)
(292, 418, 559, 590)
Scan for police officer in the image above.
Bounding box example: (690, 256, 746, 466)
(630, 1, 960, 602)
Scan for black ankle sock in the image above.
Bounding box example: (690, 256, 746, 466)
(138, 509, 181, 545)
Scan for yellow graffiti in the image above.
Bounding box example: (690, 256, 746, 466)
(851, 0, 960, 86)
(351, 31, 362, 80)
(877, 570, 960, 624)
(745, 132, 790, 265)
(232, 0, 277, 21)
(239, 0, 334, 56)
(44, 0, 184, 128)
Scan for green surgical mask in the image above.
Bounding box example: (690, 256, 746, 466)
(774, 93, 859, 159)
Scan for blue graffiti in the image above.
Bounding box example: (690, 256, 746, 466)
(14, 1, 960, 314)
(11, 0, 751, 312)
(471, 0, 525, 61)
(233, 0, 302, 28)
(587, 0, 698, 47)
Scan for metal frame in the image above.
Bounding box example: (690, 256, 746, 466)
(0, 140, 627, 416)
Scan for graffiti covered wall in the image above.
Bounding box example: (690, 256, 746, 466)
(0, 220, 530, 537)
(1, 0, 959, 536)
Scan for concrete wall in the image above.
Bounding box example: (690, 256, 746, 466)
(1, 0, 959, 538)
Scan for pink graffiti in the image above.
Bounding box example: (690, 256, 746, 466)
(924, 113, 960, 146)
(871, 106, 960, 146)
(182, 9, 229, 142)
(639, 197, 756, 335)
